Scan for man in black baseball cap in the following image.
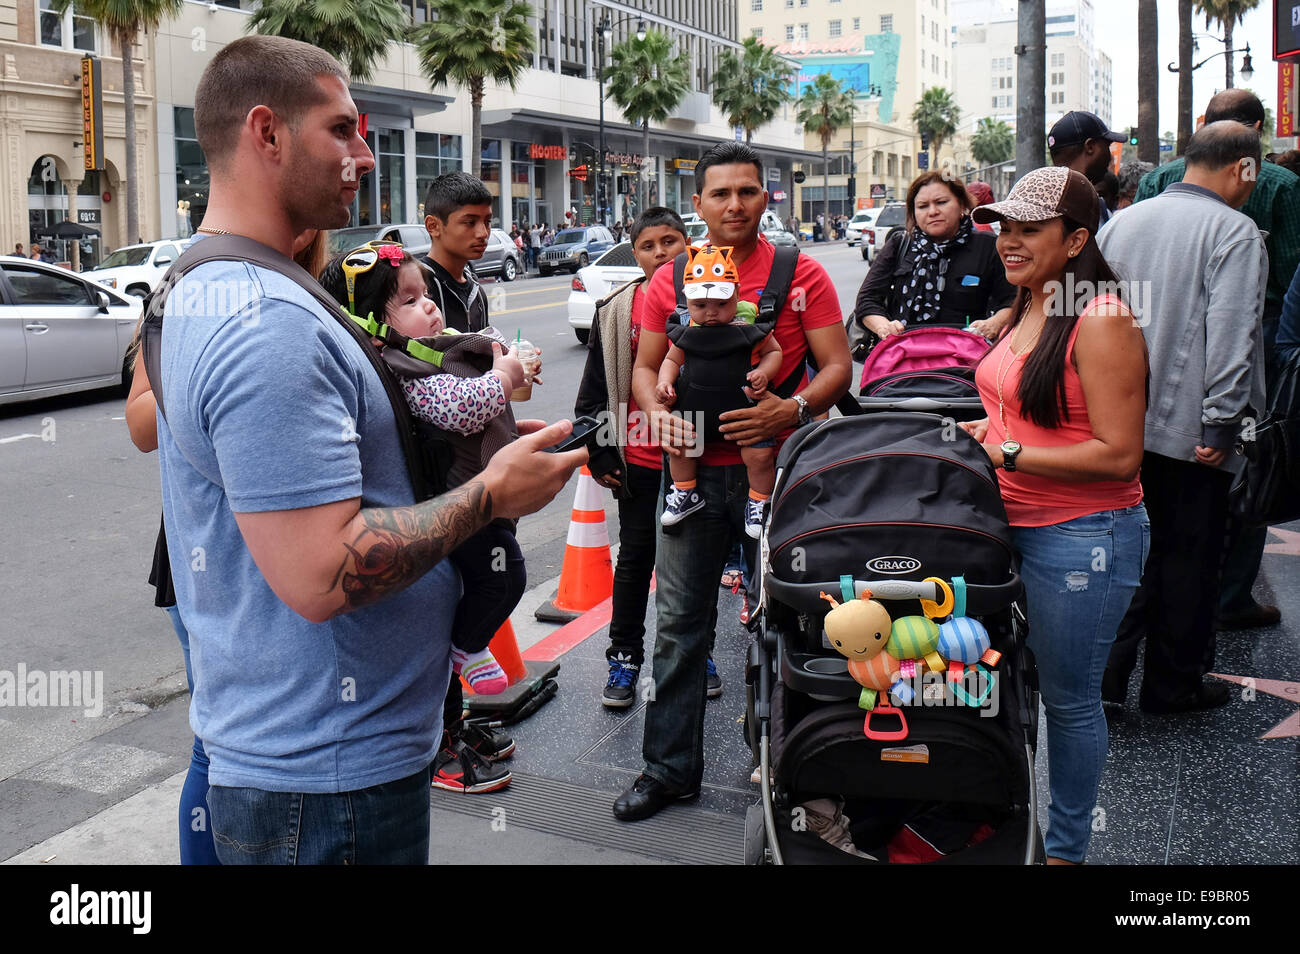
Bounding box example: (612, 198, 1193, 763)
(1048, 110, 1125, 184)
(1049, 110, 1125, 226)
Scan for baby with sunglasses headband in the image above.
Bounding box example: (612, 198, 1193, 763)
(321, 242, 532, 695)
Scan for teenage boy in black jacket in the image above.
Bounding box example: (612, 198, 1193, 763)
(422, 172, 492, 333)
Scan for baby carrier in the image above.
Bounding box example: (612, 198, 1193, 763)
(745, 411, 1041, 865)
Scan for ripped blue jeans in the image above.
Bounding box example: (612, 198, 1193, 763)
(1010, 504, 1150, 863)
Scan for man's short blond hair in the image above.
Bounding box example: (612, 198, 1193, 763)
(195, 35, 348, 173)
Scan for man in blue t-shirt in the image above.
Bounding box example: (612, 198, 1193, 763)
(158, 35, 585, 865)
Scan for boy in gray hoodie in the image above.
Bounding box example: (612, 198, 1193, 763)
(1098, 121, 1267, 714)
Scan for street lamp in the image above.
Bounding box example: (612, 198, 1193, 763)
(1166, 41, 1253, 83)
(845, 84, 879, 214)
(596, 12, 647, 226)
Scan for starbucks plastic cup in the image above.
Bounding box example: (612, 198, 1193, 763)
(511, 341, 539, 401)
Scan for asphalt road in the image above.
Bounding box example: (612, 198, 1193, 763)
(0, 240, 869, 791)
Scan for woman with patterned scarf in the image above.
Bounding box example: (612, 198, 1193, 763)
(853, 171, 1016, 344)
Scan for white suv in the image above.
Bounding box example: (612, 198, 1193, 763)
(89, 240, 185, 298)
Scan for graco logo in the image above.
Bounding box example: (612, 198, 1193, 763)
(866, 556, 922, 575)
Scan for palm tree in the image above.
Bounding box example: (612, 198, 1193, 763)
(911, 86, 961, 168)
(1138, 0, 1159, 164)
(796, 74, 854, 232)
(412, 0, 535, 178)
(1178, 0, 1194, 154)
(603, 29, 690, 215)
(970, 118, 1015, 167)
(1195, 0, 1262, 89)
(52, 0, 185, 246)
(712, 37, 795, 144)
(249, 0, 408, 84)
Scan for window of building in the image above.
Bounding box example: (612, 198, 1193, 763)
(829, 19, 841, 38)
(799, 0, 808, 7)
(872, 151, 882, 174)
(39, 0, 97, 53)
(887, 154, 898, 177)
(932, 54, 939, 73)
(902, 156, 911, 177)
(880, 14, 893, 33)
(799, 23, 809, 40)
(751, 0, 763, 9)
(1051, 91, 1065, 105)
(752, 27, 763, 38)
(1051, 72, 1064, 85)
(1051, 52, 1064, 67)
(785, 24, 794, 41)
(785, 0, 793, 8)
(852, 17, 860, 31)
(416, 133, 463, 212)
(932, 22, 939, 41)
(921, 15, 926, 33)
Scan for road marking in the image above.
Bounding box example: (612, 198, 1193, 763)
(0, 433, 40, 444)
(494, 297, 571, 315)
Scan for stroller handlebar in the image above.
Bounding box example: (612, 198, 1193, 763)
(764, 573, 1023, 617)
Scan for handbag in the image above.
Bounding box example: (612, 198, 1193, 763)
(1230, 350, 1300, 525)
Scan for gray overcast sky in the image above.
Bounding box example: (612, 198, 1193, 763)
(1098, 0, 1283, 133)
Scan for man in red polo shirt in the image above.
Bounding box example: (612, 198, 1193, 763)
(614, 141, 852, 821)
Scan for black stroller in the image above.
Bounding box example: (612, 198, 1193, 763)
(744, 412, 1042, 864)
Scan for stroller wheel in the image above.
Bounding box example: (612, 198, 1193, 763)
(744, 802, 769, 865)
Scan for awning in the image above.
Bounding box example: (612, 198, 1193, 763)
(479, 107, 825, 164)
(350, 84, 454, 121)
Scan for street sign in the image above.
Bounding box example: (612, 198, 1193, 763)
(766, 166, 781, 182)
(793, 170, 806, 183)
(1159, 143, 1173, 152)
(870, 184, 886, 198)
(568, 164, 588, 181)
(772, 190, 787, 202)
(76, 208, 100, 225)
(918, 152, 929, 170)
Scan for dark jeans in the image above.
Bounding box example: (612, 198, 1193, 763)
(1109, 453, 1232, 705)
(641, 464, 754, 791)
(164, 605, 219, 866)
(448, 523, 526, 655)
(607, 462, 664, 665)
(208, 766, 431, 865)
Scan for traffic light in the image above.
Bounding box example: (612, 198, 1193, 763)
(920, 130, 931, 151)
(1129, 126, 1138, 146)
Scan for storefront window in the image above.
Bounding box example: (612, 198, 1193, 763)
(377, 129, 405, 224)
(481, 141, 502, 222)
(415, 132, 463, 213)
(174, 107, 209, 234)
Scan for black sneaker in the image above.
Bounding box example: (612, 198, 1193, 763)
(706, 656, 722, 698)
(431, 734, 512, 793)
(460, 720, 515, 761)
(602, 654, 640, 708)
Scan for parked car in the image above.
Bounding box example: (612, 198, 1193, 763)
(326, 224, 432, 260)
(1, 257, 142, 405)
(682, 210, 797, 247)
(538, 225, 617, 275)
(845, 209, 881, 248)
(862, 202, 908, 260)
(567, 242, 645, 344)
(472, 228, 525, 282)
(88, 240, 185, 298)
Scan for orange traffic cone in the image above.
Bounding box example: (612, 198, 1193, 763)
(461, 619, 528, 695)
(534, 466, 614, 622)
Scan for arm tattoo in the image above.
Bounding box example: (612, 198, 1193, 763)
(332, 479, 493, 615)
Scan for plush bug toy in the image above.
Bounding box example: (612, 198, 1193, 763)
(819, 590, 891, 661)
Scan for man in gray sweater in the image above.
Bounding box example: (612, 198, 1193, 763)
(1098, 121, 1267, 714)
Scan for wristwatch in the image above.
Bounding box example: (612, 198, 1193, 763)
(1000, 439, 1022, 472)
(792, 394, 812, 426)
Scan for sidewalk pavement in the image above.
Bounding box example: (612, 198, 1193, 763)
(5, 526, 1297, 866)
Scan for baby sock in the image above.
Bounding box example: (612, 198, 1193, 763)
(451, 647, 509, 695)
(749, 489, 770, 502)
(674, 479, 697, 491)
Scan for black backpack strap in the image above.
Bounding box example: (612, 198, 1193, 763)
(139, 234, 435, 501)
(757, 244, 799, 331)
(670, 250, 690, 327)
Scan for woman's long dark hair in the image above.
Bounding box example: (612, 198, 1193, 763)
(1000, 217, 1124, 429)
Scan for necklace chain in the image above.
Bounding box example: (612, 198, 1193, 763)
(995, 317, 1044, 441)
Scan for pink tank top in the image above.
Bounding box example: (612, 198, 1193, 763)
(974, 295, 1143, 527)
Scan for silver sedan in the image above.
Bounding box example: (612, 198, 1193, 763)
(0, 257, 142, 406)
